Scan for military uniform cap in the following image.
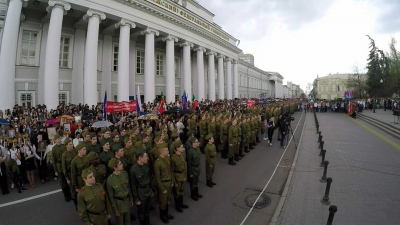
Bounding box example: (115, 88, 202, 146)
(156, 142, 168, 149)
(53, 134, 60, 140)
(81, 168, 93, 179)
(186, 131, 193, 137)
(189, 137, 197, 143)
(128, 130, 134, 136)
(111, 133, 118, 138)
(64, 137, 72, 145)
(205, 134, 213, 141)
(82, 131, 89, 137)
(134, 141, 143, 148)
(135, 148, 146, 155)
(111, 144, 122, 152)
(90, 133, 97, 139)
(102, 129, 109, 134)
(124, 137, 131, 144)
(173, 141, 183, 149)
(119, 127, 126, 132)
(108, 158, 120, 169)
(86, 152, 98, 161)
(76, 142, 86, 151)
(171, 130, 178, 139)
(154, 136, 162, 143)
(100, 139, 109, 146)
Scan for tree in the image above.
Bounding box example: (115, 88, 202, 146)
(387, 37, 400, 98)
(366, 35, 385, 97)
(346, 64, 368, 98)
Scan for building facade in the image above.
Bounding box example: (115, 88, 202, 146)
(238, 53, 254, 66)
(315, 73, 350, 100)
(0, 0, 284, 110)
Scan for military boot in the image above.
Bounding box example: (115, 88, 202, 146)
(179, 196, 189, 209)
(249, 143, 255, 150)
(244, 146, 250, 153)
(239, 149, 245, 158)
(206, 180, 213, 188)
(159, 208, 169, 224)
(256, 136, 261, 143)
(210, 179, 216, 185)
(174, 198, 183, 212)
(62, 188, 71, 202)
(234, 154, 240, 161)
(191, 189, 199, 201)
(165, 205, 174, 219)
(229, 157, 236, 165)
(195, 187, 203, 198)
(145, 214, 152, 225)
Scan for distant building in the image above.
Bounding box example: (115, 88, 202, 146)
(284, 81, 301, 98)
(238, 53, 254, 66)
(315, 73, 352, 100)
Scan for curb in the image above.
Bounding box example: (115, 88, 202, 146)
(269, 111, 308, 225)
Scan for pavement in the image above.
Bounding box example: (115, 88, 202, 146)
(273, 111, 400, 225)
(361, 108, 400, 126)
(0, 112, 306, 225)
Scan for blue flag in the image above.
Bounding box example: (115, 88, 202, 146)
(182, 90, 187, 109)
(103, 91, 107, 121)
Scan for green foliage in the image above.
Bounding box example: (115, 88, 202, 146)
(346, 64, 368, 98)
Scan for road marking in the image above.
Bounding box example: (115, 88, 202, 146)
(0, 189, 62, 208)
(349, 116, 400, 151)
(240, 112, 304, 225)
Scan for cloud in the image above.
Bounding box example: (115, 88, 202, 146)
(372, 0, 400, 34)
(196, 0, 335, 41)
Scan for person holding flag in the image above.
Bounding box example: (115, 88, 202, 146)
(158, 92, 165, 114)
(181, 91, 187, 110)
(192, 95, 198, 111)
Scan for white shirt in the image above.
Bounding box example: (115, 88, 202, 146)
(73, 138, 83, 148)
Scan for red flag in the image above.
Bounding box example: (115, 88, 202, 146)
(158, 97, 165, 114)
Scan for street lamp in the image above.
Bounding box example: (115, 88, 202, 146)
(380, 79, 383, 84)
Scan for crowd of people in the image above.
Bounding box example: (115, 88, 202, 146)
(0, 98, 299, 225)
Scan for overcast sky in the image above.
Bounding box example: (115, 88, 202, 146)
(197, 0, 400, 92)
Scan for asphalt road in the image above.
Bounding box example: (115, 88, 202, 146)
(0, 111, 306, 225)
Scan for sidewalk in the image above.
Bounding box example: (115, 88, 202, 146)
(361, 108, 400, 126)
(274, 112, 400, 225)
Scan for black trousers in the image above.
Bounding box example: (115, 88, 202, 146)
(0, 162, 9, 193)
(267, 128, 274, 142)
(137, 196, 151, 221)
(36, 157, 47, 180)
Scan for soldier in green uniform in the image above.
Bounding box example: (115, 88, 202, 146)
(106, 158, 133, 225)
(171, 142, 189, 213)
(82, 131, 92, 149)
(187, 137, 203, 201)
(52, 134, 70, 202)
(119, 128, 128, 148)
(204, 134, 217, 188)
(114, 147, 128, 171)
(220, 117, 229, 159)
(228, 118, 238, 165)
(154, 147, 175, 224)
(214, 114, 221, 153)
(199, 114, 208, 153)
(100, 130, 112, 146)
(71, 143, 90, 192)
(130, 148, 153, 225)
(123, 138, 136, 171)
(110, 133, 122, 153)
(61, 138, 77, 208)
(99, 141, 114, 168)
(77, 168, 112, 225)
(86, 152, 107, 185)
(241, 117, 250, 153)
(234, 119, 242, 162)
(87, 133, 102, 154)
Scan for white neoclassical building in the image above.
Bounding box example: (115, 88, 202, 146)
(0, 0, 284, 110)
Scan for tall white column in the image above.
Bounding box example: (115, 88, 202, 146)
(38, 17, 50, 105)
(43, 0, 71, 110)
(195, 47, 206, 101)
(163, 35, 178, 104)
(141, 27, 159, 103)
(233, 60, 239, 98)
(217, 54, 224, 100)
(0, 0, 27, 110)
(116, 19, 135, 102)
(207, 51, 216, 101)
(101, 33, 113, 102)
(225, 58, 232, 99)
(71, 24, 86, 104)
(83, 9, 106, 106)
(181, 41, 193, 101)
(191, 55, 197, 100)
(129, 38, 137, 98)
(275, 79, 279, 98)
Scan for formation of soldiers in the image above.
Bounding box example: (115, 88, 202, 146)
(40, 100, 299, 225)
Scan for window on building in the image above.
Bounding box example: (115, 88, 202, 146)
(156, 54, 163, 76)
(20, 93, 33, 108)
(175, 57, 180, 78)
(59, 92, 68, 105)
(136, 50, 145, 74)
(59, 36, 70, 68)
(20, 30, 38, 65)
(113, 45, 119, 71)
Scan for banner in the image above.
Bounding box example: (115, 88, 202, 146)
(247, 100, 256, 108)
(106, 101, 137, 113)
